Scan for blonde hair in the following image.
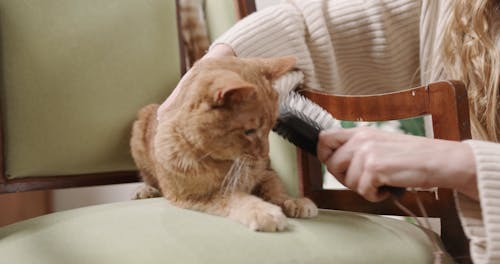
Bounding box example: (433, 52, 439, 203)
(442, 0, 500, 141)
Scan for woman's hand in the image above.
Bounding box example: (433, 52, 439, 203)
(317, 126, 478, 202)
(157, 44, 235, 114)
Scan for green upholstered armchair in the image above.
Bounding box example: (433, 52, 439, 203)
(0, 1, 469, 263)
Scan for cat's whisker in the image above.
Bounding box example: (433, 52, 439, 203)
(229, 158, 243, 194)
(221, 156, 251, 196)
(221, 159, 239, 196)
(197, 150, 215, 162)
(230, 159, 244, 193)
(233, 156, 251, 193)
(239, 156, 250, 187)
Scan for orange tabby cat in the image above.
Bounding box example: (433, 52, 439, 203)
(130, 56, 318, 232)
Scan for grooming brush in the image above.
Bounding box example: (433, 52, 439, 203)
(272, 91, 405, 197)
(273, 92, 339, 156)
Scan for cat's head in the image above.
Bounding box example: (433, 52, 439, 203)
(161, 56, 296, 160)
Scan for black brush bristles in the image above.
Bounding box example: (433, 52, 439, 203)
(273, 111, 322, 156)
(272, 92, 339, 156)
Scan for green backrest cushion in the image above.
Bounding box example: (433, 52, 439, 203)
(205, 0, 238, 41)
(0, 198, 448, 263)
(269, 133, 300, 197)
(0, 0, 180, 178)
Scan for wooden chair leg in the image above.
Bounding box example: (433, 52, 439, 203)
(440, 202, 471, 263)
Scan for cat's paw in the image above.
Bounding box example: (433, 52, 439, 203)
(282, 197, 318, 218)
(133, 185, 162, 200)
(237, 201, 288, 232)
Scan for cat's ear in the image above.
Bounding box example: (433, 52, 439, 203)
(261, 56, 297, 81)
(213, 80, 256, 107)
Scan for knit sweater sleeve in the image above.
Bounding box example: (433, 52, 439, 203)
(211, 0, 421, 96)
(458, 140, 500, 263)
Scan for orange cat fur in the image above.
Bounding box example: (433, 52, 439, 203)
(130, 56, 318, 231)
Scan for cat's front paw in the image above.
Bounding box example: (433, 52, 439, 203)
(235, 201, 288, 232)
(133, 185, 162, 200)
(282, 197, 318, 218)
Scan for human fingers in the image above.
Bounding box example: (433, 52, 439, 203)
(204, 43, 235, 58)
(341, 144, 363, 192)
(319, 127, 383, 174)
(322, 128, 379, 188)
(322, 144, 350, 185)
(317, 128, 355, 163)
(356, 168, 390, 202)
(342, 140, 390, 202)
(323, 139, 358, 184)
(319, 127, 382, 186)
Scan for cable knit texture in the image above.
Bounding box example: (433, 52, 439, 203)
(214, 0, 421, 95)
(211, 0, 497, 262)
(462, 140, 500, 263)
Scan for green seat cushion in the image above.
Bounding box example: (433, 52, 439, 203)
(0, 0, 180, 178)
(0, 198, 450, 263)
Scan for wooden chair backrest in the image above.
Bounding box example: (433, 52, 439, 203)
(300, 81, 471, 262)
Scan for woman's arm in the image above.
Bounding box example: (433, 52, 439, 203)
(316, 126, 478, 201)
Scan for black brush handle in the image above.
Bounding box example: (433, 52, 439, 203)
(378, 186, 406, 197)
(273, 113, 320, 156)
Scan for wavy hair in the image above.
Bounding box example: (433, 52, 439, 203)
(442, 0, 500, 141)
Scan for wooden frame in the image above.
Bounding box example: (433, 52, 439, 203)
(235, 0, 257, 19)
(0, 172, 139, 193)
(300, 81, 471, 262)
(0, 190, 52, 227)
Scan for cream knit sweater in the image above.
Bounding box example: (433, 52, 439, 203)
(212, 0, 499, 262)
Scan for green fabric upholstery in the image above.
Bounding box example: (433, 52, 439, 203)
(0, 0, 180, 179)
(269, 132, 300, 197)
(0, 198, 449, 263)
(205, 0, 238, 41)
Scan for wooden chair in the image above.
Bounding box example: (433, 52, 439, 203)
(301, 82, 471, 262)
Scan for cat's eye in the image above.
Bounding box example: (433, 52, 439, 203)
(244, 129, 257, 135)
